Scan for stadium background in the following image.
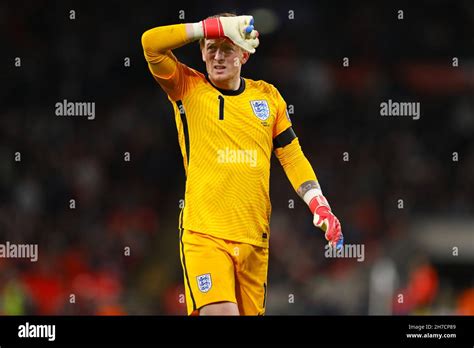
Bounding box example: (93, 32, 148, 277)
(0, 0, 473, 315)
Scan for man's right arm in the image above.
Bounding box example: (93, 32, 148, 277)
(141, 24, 202, 78)
(141, 23, 203, 99)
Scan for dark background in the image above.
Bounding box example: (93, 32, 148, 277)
(0, 0, 473, 315)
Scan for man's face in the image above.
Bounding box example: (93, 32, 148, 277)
(202, 39, 249, 84)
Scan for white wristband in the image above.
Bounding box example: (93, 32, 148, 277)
(303, 188, 323, 206)
(190, 22, 204, 40)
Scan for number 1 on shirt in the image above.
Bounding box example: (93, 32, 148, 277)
(218, 95, 224, 120)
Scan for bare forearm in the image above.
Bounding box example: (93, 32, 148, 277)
(297, 180, 321, 200)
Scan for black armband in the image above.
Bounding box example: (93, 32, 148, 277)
(273, 127, 296, 149)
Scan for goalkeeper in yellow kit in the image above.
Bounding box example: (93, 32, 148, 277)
(141, 13, 343, 316)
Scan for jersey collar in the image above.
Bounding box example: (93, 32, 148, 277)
(206, 76, 246, 96)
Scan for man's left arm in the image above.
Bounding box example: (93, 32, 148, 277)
(274, 130, 344, 249)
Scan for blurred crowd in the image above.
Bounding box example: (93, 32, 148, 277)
(0, 1, 473, 315)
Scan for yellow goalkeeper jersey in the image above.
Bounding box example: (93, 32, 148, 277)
(147, 54, 291, 248)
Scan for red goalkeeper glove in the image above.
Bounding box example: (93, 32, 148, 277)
(307, 191, 343, 249)
(196, 15, 259, 53)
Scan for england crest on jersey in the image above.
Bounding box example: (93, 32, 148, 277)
(250, 100, 270, 121)
(196, 273, 212, 293)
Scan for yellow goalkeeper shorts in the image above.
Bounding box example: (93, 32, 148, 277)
(179, 228, 269, 316)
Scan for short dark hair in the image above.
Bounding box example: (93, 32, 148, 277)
(199, 12, 237, 50)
